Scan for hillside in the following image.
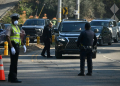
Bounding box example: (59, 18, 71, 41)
(1, 0, 120, 24)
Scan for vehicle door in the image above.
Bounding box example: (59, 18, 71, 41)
(113, 21, 118, 36)
(112, 21, 116, 38)
(101, 27, 108, 43)
(106, 27, 112, 42)
(118, 22, 120, 37)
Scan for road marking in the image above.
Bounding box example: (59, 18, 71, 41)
(102, 48, 105, 49)
(103, 55, 120, 63)
(31, 51, 41, 62)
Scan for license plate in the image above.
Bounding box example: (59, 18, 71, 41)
(27, 35, 30, 36)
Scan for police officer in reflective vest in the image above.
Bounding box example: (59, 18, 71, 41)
(6, 13, 26, 83)
(77, 23, 97, 76)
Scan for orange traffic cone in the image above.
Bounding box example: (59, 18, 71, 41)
(0, 55, 5, 81)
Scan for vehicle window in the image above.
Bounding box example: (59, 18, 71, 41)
(58, 23, 62, 31)
(91, 27, 103, 33)
(109, 22, 112, 25)
(59, 22, 86, 32)
(24, 20, 44, 25)
(90, 21, 110, 27)
(113, 21, 116, 26)
(47, 20, 49, 24)
(45, 20, 48, 25)
(118, 22, 120, 26)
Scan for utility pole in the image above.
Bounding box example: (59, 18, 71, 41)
(75, 0, 80, 19)
(38, 4, 45, 18)
(58, 0, 62, 23)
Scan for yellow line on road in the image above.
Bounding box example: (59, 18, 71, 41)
(31, 51, 40, 62)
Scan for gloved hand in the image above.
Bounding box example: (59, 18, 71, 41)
(11, 47, 16, 55)
(23, 45, 26, 53)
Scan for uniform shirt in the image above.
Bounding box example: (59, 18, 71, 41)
(77, 30, 97, 46)
(6, 25, 20, 37)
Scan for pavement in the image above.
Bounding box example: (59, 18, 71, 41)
(0, 0, 20, 19)
(0, 42, 120, 86)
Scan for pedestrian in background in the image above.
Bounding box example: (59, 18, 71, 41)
(41, 22, 53, 58)
(6, 13, 26, 83)
(77, 23, 97, 76)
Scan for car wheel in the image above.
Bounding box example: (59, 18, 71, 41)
(55, 51, 62, 59)
(114, 34, 119, 43)
(108, 38, 112, 45)
(99, 39, 103, 46)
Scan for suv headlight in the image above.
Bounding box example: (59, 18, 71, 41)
(39, 29, 41, 31)
(96, 35, 101, 39)
(57, 37, 65, 41)
(59, 38, 65, 41)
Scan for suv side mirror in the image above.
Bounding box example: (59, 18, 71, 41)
(94, 29, 99, 33)
(54, 28, 59, 33)
(110, 25, 114, 27)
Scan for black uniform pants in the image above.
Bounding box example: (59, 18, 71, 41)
(41, 41, 50, 56)
(80, 49, 92, 73)
(8, 41, 19, 81)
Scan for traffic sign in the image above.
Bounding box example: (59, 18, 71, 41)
(63, 7, 68, 15)
(110, 4, 119, 14)
(111, 14, 119, 21)
(110, 3, 119, 21)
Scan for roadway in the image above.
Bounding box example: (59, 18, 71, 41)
(0, 0, 20, 19)
(0, 42, 120, 86)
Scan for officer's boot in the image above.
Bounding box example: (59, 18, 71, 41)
(78, 66, 85, 76)
(41, 49, 46, 57)
(86, 66, 92, 76)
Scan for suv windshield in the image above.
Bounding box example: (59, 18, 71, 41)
(24, 20, 44, 26)
(59, 22, 86, 32)
(91, 27, 102, 33)
(90, 21, 110, 27)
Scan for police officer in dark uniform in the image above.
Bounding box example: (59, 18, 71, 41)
(41, 22, 53, 58)
(77, 23, 97, 76)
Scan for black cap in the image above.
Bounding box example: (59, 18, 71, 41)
(10, 13, 20, 19)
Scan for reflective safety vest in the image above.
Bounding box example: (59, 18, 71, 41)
(10, 24, 21, 45)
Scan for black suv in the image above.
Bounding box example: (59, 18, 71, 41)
(54, 19, 97, 59)
(22, 19, 49, 42)
(90, 19, 119, 44)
